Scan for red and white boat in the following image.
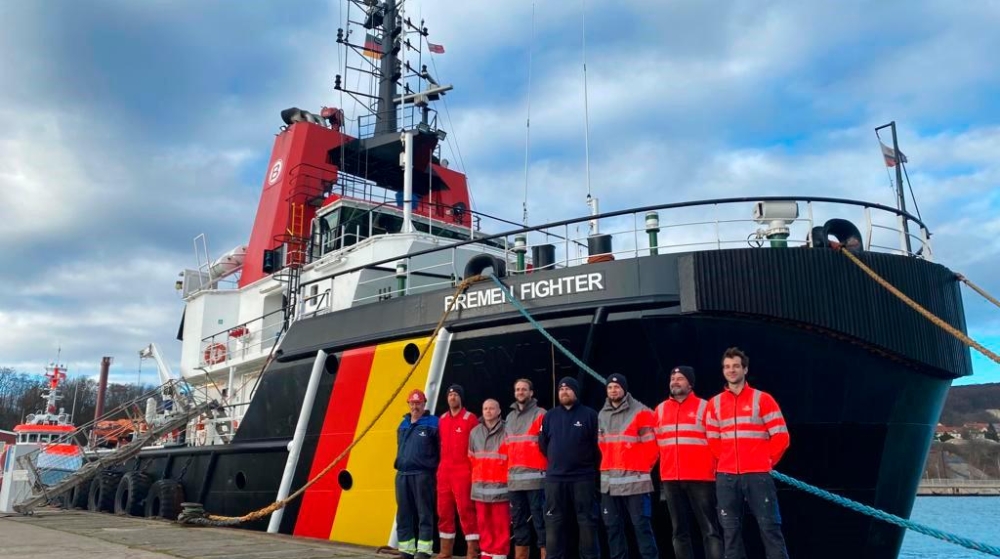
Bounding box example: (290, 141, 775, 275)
(0, 362, 84, 512)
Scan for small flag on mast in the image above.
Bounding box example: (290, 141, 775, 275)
(427, 41, 445, 54)
(363, 33, 383, 59)
(879, 140, 908, 167)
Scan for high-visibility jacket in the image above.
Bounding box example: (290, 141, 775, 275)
(469, 418, 508, 502)
(504, 399, 547, 491)
(654, 394, 715, 481)
(598, 394, 658, 495)
(439, 408, 479, 472)
(705, 384, 789, 474)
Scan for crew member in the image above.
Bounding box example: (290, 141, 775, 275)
(706, 347, 791, 559)
(394, 389, 440, 559)
(539, 376, 600, 559)
(655, 366, 723, 559)
(505, 379, 547, 559)
(469, 399, 510, 559)
(597, 374, 659, 559)
(438, 384, 481, 559)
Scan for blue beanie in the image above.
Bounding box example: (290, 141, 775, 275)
(607, 373, 629, 393)
(557, 376, 580, 396)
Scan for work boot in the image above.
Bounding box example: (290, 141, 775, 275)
(539, 547, 546, 559)
(416, 553, 431, 559)
(514, 546, 529, 559)
(438, 538, 455, 559)
(467, 540, 481, 559)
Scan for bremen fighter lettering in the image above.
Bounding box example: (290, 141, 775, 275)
(445, 272, 605, 311)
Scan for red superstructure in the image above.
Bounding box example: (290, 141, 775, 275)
(239, 112, 472, 288)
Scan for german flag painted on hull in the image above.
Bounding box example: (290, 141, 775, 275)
(293, 336, 438, 546)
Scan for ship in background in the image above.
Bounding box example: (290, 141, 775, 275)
(27, 1, 975, 558)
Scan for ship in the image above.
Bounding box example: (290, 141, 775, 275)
(25, 2, 975, 558)
(0, 362, 85, 512)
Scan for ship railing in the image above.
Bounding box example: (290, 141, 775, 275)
(295, 196, 930, 305)
(12, 379, 215, 513)
(483, 198, 932, 271)
(349, 244, 510, 306)
(12, 379, 203, 496)
(199, 308, 286, 369)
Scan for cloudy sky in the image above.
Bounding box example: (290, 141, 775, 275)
(1, 0, 998, 387)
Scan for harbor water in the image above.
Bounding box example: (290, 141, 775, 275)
(899, 496, 1000, 558)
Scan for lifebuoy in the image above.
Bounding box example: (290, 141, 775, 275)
(204, 343, 226, 365)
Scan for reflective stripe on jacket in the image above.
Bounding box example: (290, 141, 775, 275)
(654, 395, 715, 481)
(598, 393, 657, 495)
(504, 399, 547, 491)
(705, 384, 790, 474)
(469, 418, 508, 502)
(439, 409, 478, 472)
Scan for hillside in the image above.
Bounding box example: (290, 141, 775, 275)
(939, 382, 1000, 426)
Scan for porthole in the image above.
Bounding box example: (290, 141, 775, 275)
(338, 470, 353, 490)
(403, 343, 420, 365)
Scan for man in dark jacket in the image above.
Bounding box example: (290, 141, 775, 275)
(539, 376, 600, 559)
(395, 388, 440, 559)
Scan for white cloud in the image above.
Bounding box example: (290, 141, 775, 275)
(1, 0, 999, 383)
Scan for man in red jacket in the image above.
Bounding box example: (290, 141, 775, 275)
(655, 366, 722, 559)
(505, 379, 547, 559)
(706, 348, 790, 559)
(438, 384, 481, 559)
(598, 374, 659, 559)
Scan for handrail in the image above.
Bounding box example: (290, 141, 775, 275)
(300, 195, 931, 291)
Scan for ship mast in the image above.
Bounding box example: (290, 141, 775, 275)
(374, 0, 399, 134)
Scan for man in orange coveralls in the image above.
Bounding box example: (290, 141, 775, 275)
(438, 384, 481, 558)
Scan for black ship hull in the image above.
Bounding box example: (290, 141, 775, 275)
(121, 248, 968, 559)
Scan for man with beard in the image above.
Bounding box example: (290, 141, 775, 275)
(706, 347, 790, 559)
(539, 376, 599, 559)
(469, 399, 510, 559)
(597, 374, 659, 559)
(655, 366, 723, 559)
(505, 379, 547, 559)
(438, 384, 481, 559)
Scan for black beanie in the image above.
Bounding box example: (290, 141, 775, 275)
(606, 373, 629, 394)
(557, 376, 580, 396)
(671, 366, 696, 387)
(447, 384, 465, 402)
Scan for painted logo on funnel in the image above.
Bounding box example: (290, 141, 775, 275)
(268, 159, 284, 185)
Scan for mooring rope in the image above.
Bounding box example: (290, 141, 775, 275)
(486, 271, 1000, 557)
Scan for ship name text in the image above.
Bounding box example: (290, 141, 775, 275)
(444, 272, 605, 311)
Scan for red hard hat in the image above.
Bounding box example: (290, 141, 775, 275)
(407, 389, 427, 404)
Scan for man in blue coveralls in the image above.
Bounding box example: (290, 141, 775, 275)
(395, 388, 440, 559)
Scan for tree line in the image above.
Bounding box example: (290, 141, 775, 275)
(0, 366, 154, 430)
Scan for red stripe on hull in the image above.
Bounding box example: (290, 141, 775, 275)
(292, 346, 376, 538)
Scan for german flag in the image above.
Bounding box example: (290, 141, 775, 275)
(363, 33, 383, 59)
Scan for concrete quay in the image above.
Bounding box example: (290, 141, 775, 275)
(0, 508, 388, 559)
(917, 479, 1000, 496)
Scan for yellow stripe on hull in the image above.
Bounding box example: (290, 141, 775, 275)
(330, 336, 435, 546)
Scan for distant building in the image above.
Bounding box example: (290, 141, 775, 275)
(961, 423, 990, 440)
(935, 424, 961, 441)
